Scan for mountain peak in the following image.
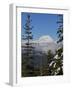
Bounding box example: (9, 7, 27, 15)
(38, 35, 55, 43)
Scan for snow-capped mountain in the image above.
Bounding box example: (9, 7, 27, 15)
(38, 35, 55, 43)
(22, 35, 59, 54)
(35, 35, 58, 53)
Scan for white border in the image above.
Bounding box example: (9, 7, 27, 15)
(9, 4, 17, 86)
(9, 4, 70, 86)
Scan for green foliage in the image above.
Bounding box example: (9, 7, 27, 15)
(51, 49, 63, 75)
(47, 50, 54, 62)
(46, 50, 55, 75)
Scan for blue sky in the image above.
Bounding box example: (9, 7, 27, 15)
(21, 12, 63, 41)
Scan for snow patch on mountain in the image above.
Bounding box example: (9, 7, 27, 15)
(22, 35, 60, 53)
(38, 35, 55, 43)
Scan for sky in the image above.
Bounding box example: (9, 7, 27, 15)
(21, 12, 63, 41)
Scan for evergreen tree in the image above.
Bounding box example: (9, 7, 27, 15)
(22, 15, 35, 77)
(47, 15, 63, 75)
(53, 14, 63, 75)
(46, 50, 54, 75)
